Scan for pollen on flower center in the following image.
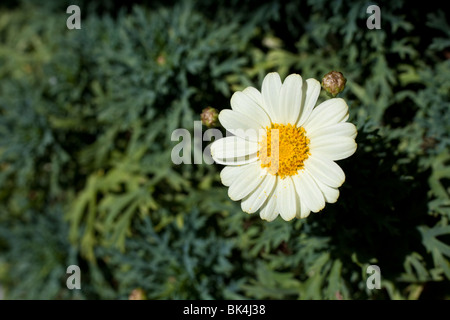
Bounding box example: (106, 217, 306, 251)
(258, 123, 310, 179)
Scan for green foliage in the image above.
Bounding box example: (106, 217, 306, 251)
(0, 0, 449, 300)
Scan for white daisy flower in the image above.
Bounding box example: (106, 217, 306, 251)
(210, 72, 357, 221)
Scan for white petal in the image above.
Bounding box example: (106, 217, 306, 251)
(228, 162, 266, 201)
(297, 78, 321, 126)
(259, 186, 278, 222)
(292, 169, 325, 213)
(308, 122, 357, 140)
(220, 165, 248, 187)
(261, 72, 282, 122)
(278, 74, 303, 125)
(219, 110, 262, 142)
(210, 136, 259, 159)
(302, 98, 349, 132)
(243, 87, 264, 106)
(243, 87, 272, 121)
(241, 173, 276, 214)
(296, 197, 311, 219)
(291, 175, 311, 219)
(276, 177, 298, 221)
(310, 136, 357, 161)
(303, 155, 345, 188)
(231, 91, 271, 128)
(213, 153, 258, 166)
(315, 178, 340, 203)
(300, 202, 311, 218)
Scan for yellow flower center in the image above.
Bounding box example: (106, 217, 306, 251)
(258, 123, 310, 179)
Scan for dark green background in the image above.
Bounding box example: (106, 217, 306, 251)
(0, 0, 449, 299)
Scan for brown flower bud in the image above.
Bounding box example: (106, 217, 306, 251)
(321, 71, 347, 97)
(201, 107, 219, 128)
(129, 288, 146, 300)
(156, 55, 166, 65)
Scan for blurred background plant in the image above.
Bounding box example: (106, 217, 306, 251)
(0, 0, 449, 299)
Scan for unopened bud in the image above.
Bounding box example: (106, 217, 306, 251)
(157, 55, 166, 65)
(129, 288, 146, 300)
(262, 35, 283, 49)
(321, 71, 347, 97)
(201, 107, 219, 128)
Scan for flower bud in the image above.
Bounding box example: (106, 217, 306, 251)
(201, 107, 219, 128)
(129, 288, 146, 300)
(321, 71, 347, 97)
